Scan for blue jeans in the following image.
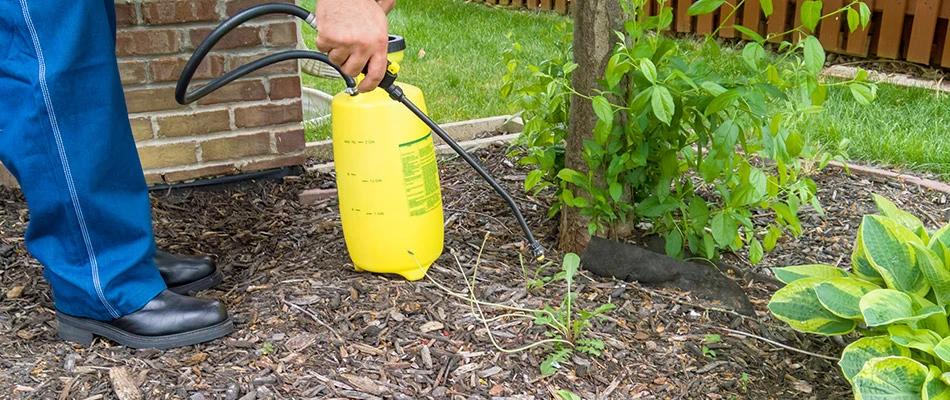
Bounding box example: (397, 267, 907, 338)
(0, 0, 166, 320)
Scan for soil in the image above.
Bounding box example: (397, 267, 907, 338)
(1, 143, 949, 400)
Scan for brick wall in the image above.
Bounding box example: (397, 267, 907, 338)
(0, 0, 307, 188)
(118, 0, 305, 185)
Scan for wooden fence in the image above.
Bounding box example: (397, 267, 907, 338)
(471, 0, 950, 68)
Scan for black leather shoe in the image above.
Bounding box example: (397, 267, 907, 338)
(155, 250, 223, 294)
(56, 290, 233, 349)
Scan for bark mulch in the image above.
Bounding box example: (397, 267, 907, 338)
(1, 143, 948, 399)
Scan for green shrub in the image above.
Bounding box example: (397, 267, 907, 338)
(769, 194, 950, 398)
(503, 0, 873, 262)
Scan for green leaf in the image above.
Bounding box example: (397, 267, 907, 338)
(592, 95, 613, 127)
(562, 252, 580, 278)
(556, 390, 581, 400)
(872, 194, 925, 232)
(689, 196, 710, 231)
(935, 337, 950, 365)
(860, 289, 945, 327)
(749, 239, 764, 264)
(609, 181, 623, 203)
(525, 169, 543, 192)
(734, 25, 765, 43)
(701, 81, 728, 97)
(859, 2, 872, 28)
(850, 83, 876, 105)
(665, 230, 683, 258)
(687, 0, 726, 16)
(847, 8, 859, 32)
(839, 336, 912, 383)
(640, 58, 658, 84)
(636, 195, 679, 218)
(924, 365, 950, 400)
(764, 225, 782, 251)
(861, 215, 929, 297)
(785, 131, 804, 158)
(768, 277, 857, 335)
(852, 226, 886, 285)
(711, 212, 738, 247)
(910, 242, 950, 306)
(853, 356, 927, 399)
(803, 36, 825, 75)
(705, 90, 740, 116)
(887, 325, 943, 354)
(814, 277, 881, 320)
(742, 42, 766, 69)
(651, 86, 675, 125)
(772, 264, 852, 284)
(760, 0, 773, 17)
(557, 168, 587, 187)
(800, 1, 823, 32)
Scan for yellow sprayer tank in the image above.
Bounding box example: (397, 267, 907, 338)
(331, 82, 443, 281)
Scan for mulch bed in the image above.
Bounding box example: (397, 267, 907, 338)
(1, 143, 948, 400)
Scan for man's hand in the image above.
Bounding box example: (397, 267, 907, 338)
(315, 0, 390, 92)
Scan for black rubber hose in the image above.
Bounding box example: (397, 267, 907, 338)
(383, 85, 545, 260)
(175, 4, 356, 105)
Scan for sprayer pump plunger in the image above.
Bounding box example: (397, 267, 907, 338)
(176, 3, 544, 267)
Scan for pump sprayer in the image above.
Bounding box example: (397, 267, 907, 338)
(176, 3, 544, 280)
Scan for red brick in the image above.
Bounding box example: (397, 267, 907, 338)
(163, 164, 239, 183)
(275, 129, 305, 153)
(225, 0, 294, 17)
(155, 109, 231, 138)
(200, 132, 273, 161)
(196, 79, 267, 105)
(269, 75, 301, 100)
(233, 101, 301, 128)
(137, 142, 198, 170)
(129, 117, 153, 142)
(115, 2, 138, 27)
(239, 154, 307, 173)
(142, 0, 219, 25)
(124, 86, 182, 113)
(116, 29, 182, 56)
(118, 60, 147, 85)
(149, 55, 225, 83)
(266, 21, 297, 46)
(189, 26, 262, 50)
(228, 52, 298, 76)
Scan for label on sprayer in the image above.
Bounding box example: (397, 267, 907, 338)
(399, 132, 441, 217)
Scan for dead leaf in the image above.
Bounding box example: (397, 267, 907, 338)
(6, 285, 24, 299)
(16, 330, 34, 340)
(489, 385, 505, 396)
(418, 48, 426, 59)
(183, 353, 207, 366)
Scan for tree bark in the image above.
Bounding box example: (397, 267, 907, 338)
(559, 0, 628, 254)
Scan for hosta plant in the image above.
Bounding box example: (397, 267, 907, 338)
(769, 194, 950, 399)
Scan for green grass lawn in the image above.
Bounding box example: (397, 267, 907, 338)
(298, 0, 571, 140)
(801, 83, 950, 178)
(673, 37, 950, 179)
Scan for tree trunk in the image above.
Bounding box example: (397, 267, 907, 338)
(559, 0, 628, 254)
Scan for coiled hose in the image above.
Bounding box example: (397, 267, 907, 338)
(175, 3, 544, 261)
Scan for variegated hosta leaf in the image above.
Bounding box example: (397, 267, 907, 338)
(931, 240, 950, 270)
(911, 241, 950, 306)
(924, 365, 950, 400)
(772, 264, 852, 285)
(840, 336, 913, 383)
(853, 226, 886, 285)
(861, 215, 929, 297)
(814, 277, 882, 320)
(873, 194, 926, 233)
(887, 325, 942, 354)
(931, 225, 950, 250)
(859, 289, 945, 327)
(853, 356, 928, 400)
(932, 337, 950, 364)
(768, 277, 856, 335)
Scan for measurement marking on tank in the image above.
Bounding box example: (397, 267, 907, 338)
(361, 178, 383, 183)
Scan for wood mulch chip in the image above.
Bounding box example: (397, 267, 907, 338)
(1, 142, 948, 399)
